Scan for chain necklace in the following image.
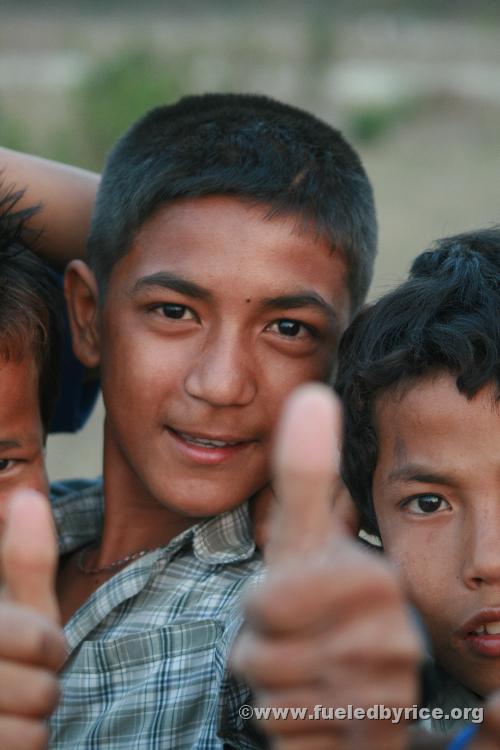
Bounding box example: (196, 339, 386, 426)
(76, 542, 163, 575)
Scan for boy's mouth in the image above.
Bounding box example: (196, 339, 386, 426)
(165, 426, 256, 465)
(473, 622, 500, 636)
(460, 610, 500, 656)
(176, 431, 243, 448)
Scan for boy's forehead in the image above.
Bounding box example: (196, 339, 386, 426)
(374, 373, 500, 473)
(116, 196, 352, 325)
(0, 356, 41, 433)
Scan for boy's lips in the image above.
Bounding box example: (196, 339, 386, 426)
(459, 609, 500, 657)
(165, 426, 257, 465)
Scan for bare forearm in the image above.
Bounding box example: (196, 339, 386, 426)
(0, 147, 99, 267)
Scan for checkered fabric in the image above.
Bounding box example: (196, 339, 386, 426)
(48, 480, 264, 749)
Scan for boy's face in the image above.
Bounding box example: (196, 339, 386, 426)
(373, 373, 500, 697)
(95, 196, 350, 521)
(0, 356, 48, 526)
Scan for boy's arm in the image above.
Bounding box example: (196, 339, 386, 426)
(0, 147, 99, 267)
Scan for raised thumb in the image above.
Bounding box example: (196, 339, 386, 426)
(1, 489, 60, 624)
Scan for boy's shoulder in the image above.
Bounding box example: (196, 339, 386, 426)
(50, 476, 103, 501)
(50, 476, 104, 555)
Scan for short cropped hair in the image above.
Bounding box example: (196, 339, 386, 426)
(87, 93, 377, 313)
(0, 188, 62, 433)
(336, 227, 500, 534)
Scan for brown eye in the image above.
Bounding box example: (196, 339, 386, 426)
(278, 320, 301, 336)
(161, 304, 189, 319)
(267, 319, 317, 340)
(405, 494, 451, 514)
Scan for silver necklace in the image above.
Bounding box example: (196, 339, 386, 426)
(76, 542, 162, 575)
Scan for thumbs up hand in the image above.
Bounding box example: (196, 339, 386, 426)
(0, 490, 66, 750)
(232, 384, 422, 750)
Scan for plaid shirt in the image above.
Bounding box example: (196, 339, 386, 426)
(49, 480, 265, 750)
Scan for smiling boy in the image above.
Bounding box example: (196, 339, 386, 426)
(72, 195, 349, 529)
(337, 228, 500, 734)
(0, 93, 377, 748)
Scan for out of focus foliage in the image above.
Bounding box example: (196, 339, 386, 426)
(68, 50, 186, 168)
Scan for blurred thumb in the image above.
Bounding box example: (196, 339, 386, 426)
(332, 485, 361, 537)
(267, 383, 344, 567)
(1, 490, 60, 623)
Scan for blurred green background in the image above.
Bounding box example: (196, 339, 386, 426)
(1, 1, 499, 478)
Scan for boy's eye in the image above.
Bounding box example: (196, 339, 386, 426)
(0, 459, 14, 472)
(403, 494, 451, 515)
(267, 319, 315, 339)
(155, 303, 196, 320)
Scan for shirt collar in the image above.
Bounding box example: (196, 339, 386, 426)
(192, 502, 256, 565)
(51, 480, 256, 565)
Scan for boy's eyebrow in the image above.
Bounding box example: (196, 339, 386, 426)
(131, 272, 213, 301)
(261, 293, 338, 327)
(0, 439, 22, 451)
(130, 275, 338, 328)
(387, 463, 456, 486)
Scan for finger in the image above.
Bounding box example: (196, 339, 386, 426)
(249, 687, 349, 736)
(348, 721, 408, 750)
(268, 383, 343, 566)
(0, 716, 49, 750)
(241, 549, 407, 633)
(231, 629, 323, 689)
(1, 491, 60, 624)
(0, 602, 66, 670)
(0, 661, 60, 717)
(275, 737, 346, 750)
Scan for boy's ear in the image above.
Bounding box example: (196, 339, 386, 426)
(64, 260, 101, 368)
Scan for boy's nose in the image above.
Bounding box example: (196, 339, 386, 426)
(184, 329, 257, 408)
(463, 504, 500, 588)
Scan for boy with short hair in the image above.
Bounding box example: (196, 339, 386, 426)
(0, 93, 379, 749)
(336, 227, 500, 735)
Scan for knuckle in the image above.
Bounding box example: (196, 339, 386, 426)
(0, 719, 49, 750)
(31, 672, 60, 715)
(27, 723, 50, 750)
(26, 623, 53, 659)
(364, 563, 401, 599)
(25, 619, 65, 668)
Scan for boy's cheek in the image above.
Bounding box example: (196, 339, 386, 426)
(377, 522, 444, 616)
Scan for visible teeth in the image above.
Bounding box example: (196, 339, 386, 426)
(178, 432, 238, 448)
(485, 621, 500, 635)
(476, 625, 486, 635)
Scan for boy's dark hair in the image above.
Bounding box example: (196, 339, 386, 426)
(87, 93, 377, 313)
(0, 187, 62, 433)
(336, 227, 500, 534)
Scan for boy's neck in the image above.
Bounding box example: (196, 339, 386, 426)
(96, 430, 196, 567)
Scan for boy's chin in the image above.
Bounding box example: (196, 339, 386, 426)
(154, 481, 256, 520)
(440, 653, 500, 699)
